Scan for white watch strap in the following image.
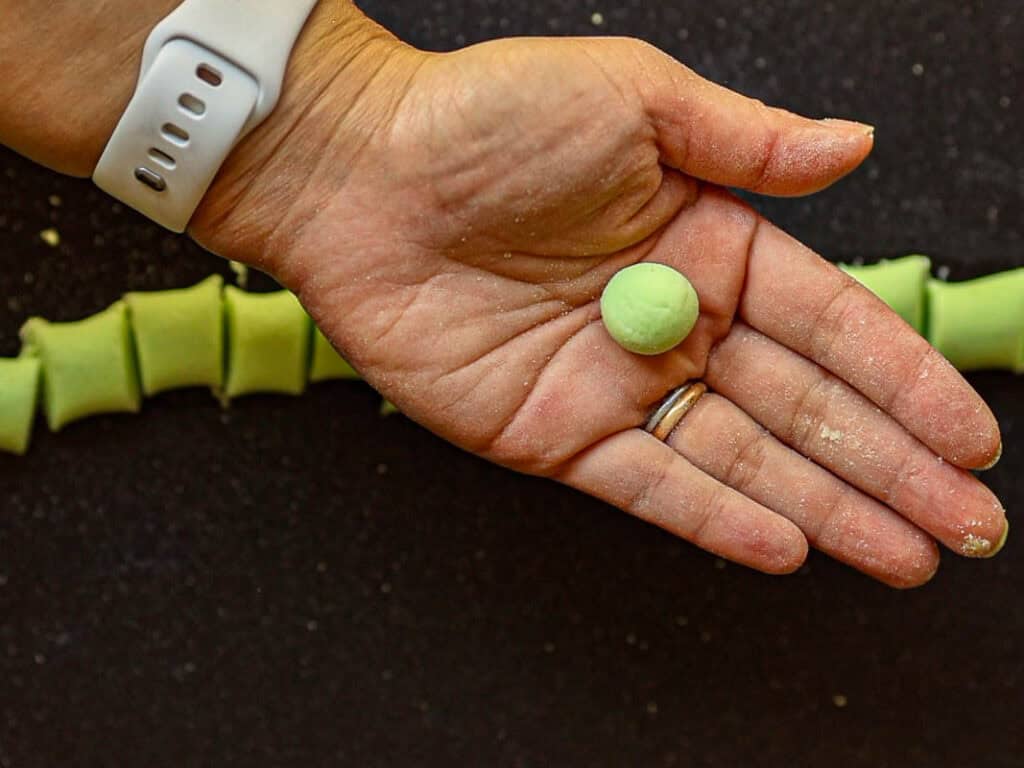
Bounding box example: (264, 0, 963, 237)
(93, 0, 319, 233)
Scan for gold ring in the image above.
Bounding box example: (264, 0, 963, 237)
(644, 382, 708, 442)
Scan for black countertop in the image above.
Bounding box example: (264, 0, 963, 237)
(1, 1, 1022, 766)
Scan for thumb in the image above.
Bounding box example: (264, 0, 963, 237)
(617, 40, 874, 196)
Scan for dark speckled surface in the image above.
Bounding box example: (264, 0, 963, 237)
(1, 1, 1022, 766)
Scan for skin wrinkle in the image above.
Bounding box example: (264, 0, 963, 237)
(430, 359, 502, 421)
(686, 481, 730, 548)
(883, 344, 943, 421)
(620, 168, 691, 231)
(650, 112, 690, 172)
(805, 280, 864, 364)
(621, 438, 677, 517)
(747, 108, 783, 193)
(882, 448, 923, 507)
(372, 279, 438, 349)
(412, 99, 509, 234)
(724, 209, 762, 327)
(722, 426, 773, 500)
(483, 313, 604, 473)
(813, 482, 861, 552)
(583, 165, 667, 247)
(814, 296, 889, 392)
(883, 449, 950, 535)
(574, 41, 637, 114)
(429, 297, 570, 409)
(251, 44, 410, 270)
(784, 374, 834, 450)
(446, 296, 565, 364)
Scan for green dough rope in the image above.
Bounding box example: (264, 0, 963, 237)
(124, 275, 225, 396)
(841, 255, 1024, 374)
(223, 286, 312, 398)
(1, 279, 385, 455)
(926, 269, 1024, 373)
(309, 326, 360, 382)
(0, 355, 41, 454)
(20, 301, 141, 431)
(840, 254, 932, 333)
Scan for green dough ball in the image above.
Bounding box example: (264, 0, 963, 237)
(21, 301, 141, 431)
(840, 254, 932, 334)
(926, 269, 1024, 373)
(223, 287, 311, 398)
(124, 275, 225, 396)
(0, 356, 41, 454)
(309, 326, 360, 382)
(600, 263, 700, 355)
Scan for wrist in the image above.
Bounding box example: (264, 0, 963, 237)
(188, 3, 424, 269)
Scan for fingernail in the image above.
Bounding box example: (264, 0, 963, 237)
(983, 520, 1010, 559)
(818, 118, 875, 137)
(979, 441, 1003, 471)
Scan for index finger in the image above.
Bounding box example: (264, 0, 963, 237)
(737, 219, 1001, 469)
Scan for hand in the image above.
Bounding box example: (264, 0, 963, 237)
(3, 3, 1005, 585)
(191, 21, 1005, 586)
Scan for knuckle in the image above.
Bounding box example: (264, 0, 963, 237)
(688, 483, 729, 544)
(723, 427, 771, 492)
(807, 280, 864, 364)
(626, 449, 675, 517)
(882, 450, 926, 508)
(785, 376, 833, 448)
(749, 112, 782, 191)
(487, 428, 566, 477)
(810, 482, 856, 549)
(883, 342, 938, 412)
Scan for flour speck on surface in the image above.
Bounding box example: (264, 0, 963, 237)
(820, 425, 844, 443)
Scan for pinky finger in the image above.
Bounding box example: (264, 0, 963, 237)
(556, 429, 808, 574)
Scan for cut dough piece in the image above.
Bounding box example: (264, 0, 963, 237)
(926, 269, 1024, 373)
(0, 356, 41, 454)
(840, 254, 932, 334)
(20, 301, 141, 431)
(309, 326, 360, 382)
(124, 275, 224, 396)
(223, 287, 311, 397)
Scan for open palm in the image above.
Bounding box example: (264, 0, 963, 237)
(197, 35, 1005, 586)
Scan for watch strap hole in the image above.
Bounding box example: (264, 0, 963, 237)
(196, 64, 223, 87)
(134, 167, 167, 192)
(178, 93, 206, 116)
(161, 122, 190, 146)
(147, 147, 176, 169)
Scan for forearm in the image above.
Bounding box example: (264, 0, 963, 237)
(0, 0, 417, 262)
(0, 0, 180, 176)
